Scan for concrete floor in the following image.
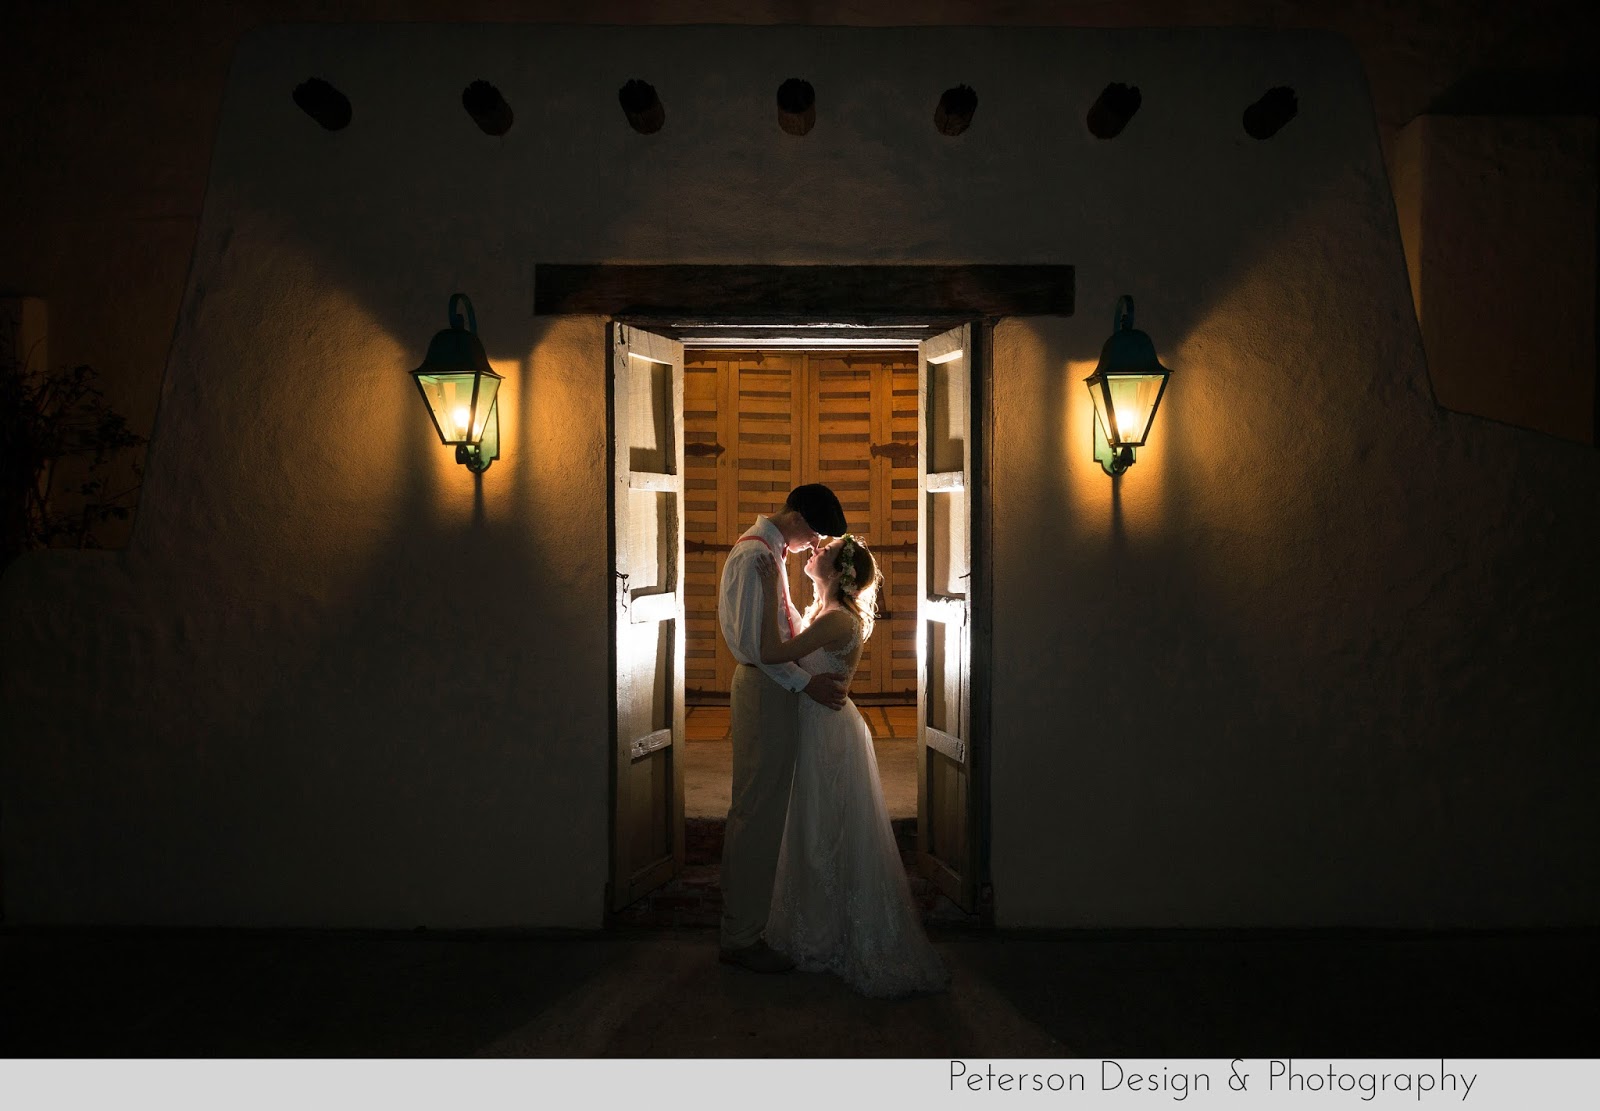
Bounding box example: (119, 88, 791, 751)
(2, 927, 1594, 1057)
(9, 704, 1588, 1059)
(685, 704, 918, 818)
(6, 705, 1594, 1059)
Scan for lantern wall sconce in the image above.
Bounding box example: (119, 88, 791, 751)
(412, 293, 501, 473)
(1084, 295, 1172, 476)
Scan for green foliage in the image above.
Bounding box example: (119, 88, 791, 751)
(0, 358, 146, 571)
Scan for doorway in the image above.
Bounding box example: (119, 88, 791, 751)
(607, 320, 988, 922)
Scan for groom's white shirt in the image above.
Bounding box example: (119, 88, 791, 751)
(719, 516, 811, 693)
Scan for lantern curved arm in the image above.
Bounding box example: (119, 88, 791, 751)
(1115, 294, 1134, 332)
(448, 292, 478, 334)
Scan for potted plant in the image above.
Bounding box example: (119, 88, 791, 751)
(0, 355, 145, 572)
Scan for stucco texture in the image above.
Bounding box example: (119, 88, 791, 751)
(2, 25, 1596, 928)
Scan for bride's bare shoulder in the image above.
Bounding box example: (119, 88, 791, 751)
(810, 607, 856, 644)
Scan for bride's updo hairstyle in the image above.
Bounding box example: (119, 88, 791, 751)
(806, 534, 884, 640)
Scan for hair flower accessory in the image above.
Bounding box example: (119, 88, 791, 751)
(837, 533, 860, 595)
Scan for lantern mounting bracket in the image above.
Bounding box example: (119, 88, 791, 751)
(456, 443, 494, 473)
(1094, 420, 1135, 476)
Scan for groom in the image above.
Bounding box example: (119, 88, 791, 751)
(717, 483, 849, 973)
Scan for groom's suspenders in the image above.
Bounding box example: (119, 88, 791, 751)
(734, 535, 794, 640)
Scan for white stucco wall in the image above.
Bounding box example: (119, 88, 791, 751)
(2, 25, 1595, 928)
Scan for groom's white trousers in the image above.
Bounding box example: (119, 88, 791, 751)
(720, 664, 800, 949)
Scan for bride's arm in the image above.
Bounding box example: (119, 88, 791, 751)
(769, 609, 854, 662)
(767, 610, 853, 662)
(758, 565, 854, 663)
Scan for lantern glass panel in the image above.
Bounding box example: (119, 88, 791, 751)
(477, 398, 501, 464)
(1091, 372, 1167, 446)
(414, 371, 502, 445)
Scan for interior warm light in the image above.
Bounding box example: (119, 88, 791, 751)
(411, 293, 502, 474)
(1083, 295, 1173, 476)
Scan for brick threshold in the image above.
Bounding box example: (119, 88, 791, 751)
(612, 818, 981, 929)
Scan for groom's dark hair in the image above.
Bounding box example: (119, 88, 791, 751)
(785, 483, 847, 536)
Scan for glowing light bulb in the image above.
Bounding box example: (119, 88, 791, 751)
(1115, 408, 1140, 439)
(452, 406, 471, 439)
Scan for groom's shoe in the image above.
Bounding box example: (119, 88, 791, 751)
(718, 938, 795, 974)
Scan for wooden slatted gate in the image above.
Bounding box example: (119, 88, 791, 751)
(682, 350, 919, 702)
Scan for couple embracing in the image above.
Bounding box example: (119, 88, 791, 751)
(716, 483, 948, 998)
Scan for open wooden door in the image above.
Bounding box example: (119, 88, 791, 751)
(916, 323, 985, 913)
(609, 323, 687, 911)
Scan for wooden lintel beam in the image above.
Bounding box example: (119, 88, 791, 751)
(533, 264, 1073, 318)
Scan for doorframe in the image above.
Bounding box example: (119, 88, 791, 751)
(969, 320, 995, 921)
(601, 312, 1006, 924)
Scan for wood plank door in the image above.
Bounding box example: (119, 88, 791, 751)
(917, 323, 981, 912)
(871, 354, 921, 700)
(682, 353, 737, 699)
(807, 352, 920, 699)
(609, 323, 686, 911)
(682, 350, 919, 702)
(682, 351, 807, 698)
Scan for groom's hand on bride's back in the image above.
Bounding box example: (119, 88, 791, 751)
(803, 672, 848, 711)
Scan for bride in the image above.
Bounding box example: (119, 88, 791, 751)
(756, 534, 949, 998)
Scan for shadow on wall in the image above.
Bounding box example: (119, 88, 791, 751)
(212, 26, 1380, 356)
(990, 183, 1599, 926)
(224, 312, 611, 925)
(0, 282, 612, 923)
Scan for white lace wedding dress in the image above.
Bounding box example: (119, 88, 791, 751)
(766, 615, 949, 997)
